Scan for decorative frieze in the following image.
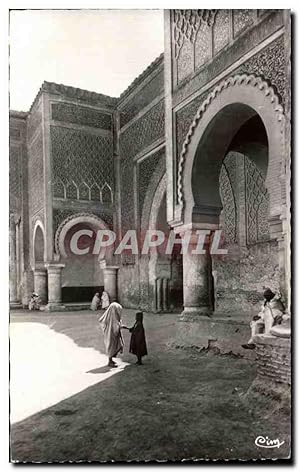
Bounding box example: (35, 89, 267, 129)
(173, 10, 216, 59)
(51, 102, 112, 130)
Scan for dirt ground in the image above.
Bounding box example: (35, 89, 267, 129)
(10, 310, 291, 462)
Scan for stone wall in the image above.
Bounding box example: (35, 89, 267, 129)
(117, 57, 166, 308)
(27, 98, 44, 225)
(10, 111, 33, 305)
(213, 151, 279, 316)
(9, 113, 26, 217)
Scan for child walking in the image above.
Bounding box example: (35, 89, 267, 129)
(126, 312, 147, 365)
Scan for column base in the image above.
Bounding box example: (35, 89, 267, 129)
(43, 303, 66, 312)
(180, 307, 212, 320)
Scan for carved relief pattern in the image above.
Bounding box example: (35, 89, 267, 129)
(27, 106, 42, 143)
(177, 40, 194, 83)
(120, 155, 135, 233)
(223, 152, 237, 193)
(138, 149, 165, 216)
(213, 10, 230, 54)
(172, 10, 216, 58)
(51, 103, 112, 130)
(120, 71, 164, 128)
(237, 36, 285, 104)
(50, 126, 114, 201)
(9, 145, 21, 212)
(245, 156, 269, 244)
(219, 162, 237, 244)
(28, 131, 44, 216)
(119, 100, 165, 159)
(195, 23, 211, 69)
(233, 10, 255, 37)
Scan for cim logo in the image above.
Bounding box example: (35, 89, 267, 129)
(255, 435, 285, 449)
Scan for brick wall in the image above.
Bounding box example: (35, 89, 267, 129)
(254, 334, 291, 385)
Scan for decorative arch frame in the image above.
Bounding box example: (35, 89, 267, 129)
(140, 158, 166, 233)
(148, 174, 167, 231)
(176, 74, 285, 227)
(54, 212, 110, 259)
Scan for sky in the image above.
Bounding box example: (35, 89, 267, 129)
(9, 9, 164, 111)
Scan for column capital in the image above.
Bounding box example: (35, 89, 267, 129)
(34, 267, 47, 275)
(45, 263, 65, 272)
(104, 265, 119, 271)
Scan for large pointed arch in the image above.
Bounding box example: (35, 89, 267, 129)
(176, 74, 285, 228)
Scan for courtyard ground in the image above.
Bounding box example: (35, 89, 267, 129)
(10, 309, 291, 462)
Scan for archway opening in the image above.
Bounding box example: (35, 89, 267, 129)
(191, 104, 279, 315)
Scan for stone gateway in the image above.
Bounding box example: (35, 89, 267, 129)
(9, 10, 291, 361)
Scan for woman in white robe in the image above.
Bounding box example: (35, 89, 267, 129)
(98, 302, 124, 367)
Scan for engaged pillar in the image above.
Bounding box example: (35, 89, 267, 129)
(156, 278, 163, 312)
(45, 263, 65, 311)
(33, 267, 47, 304)
(9, 215, 18, 304)
(103, 266, 119, 302)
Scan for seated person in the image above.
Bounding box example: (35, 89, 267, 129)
(90, 292, 100, 311)
(28, 292, 40, 311)
(242, 288, 285, 350)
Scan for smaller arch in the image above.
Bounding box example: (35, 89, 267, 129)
(148, 174, 167, 231)
(32, 220, 46, 267)
(55, 213, 110, 259)
(90, 183, 101, 201)
(101, 183, 113, 204)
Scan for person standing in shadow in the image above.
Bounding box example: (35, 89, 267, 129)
(125, 312, 148, 365)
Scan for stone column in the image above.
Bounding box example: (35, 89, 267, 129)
(45, 263, 65, 311)
(9, 215, 18, 304)
(103, 266, 119, 302)
(182, 250, 211, 316)
(33, 267, 47, 304)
